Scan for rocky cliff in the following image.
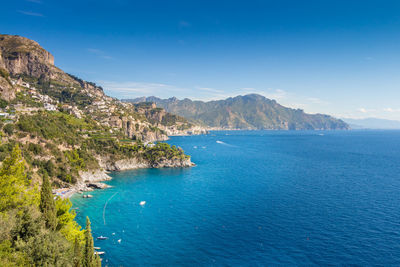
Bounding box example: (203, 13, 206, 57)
(99, 156, 194, 172)
(0, 35, 54, 77)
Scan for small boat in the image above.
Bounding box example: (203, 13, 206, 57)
(140, 201, 146, 206)
(95, 251, 105, 255)
(118, 239, 121, 243)
(94, 247, 101, 250)
(97, 236, 108, 240)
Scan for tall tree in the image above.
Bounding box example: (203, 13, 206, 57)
(0, 145, 37, 213)
(39, 172, 57, 230)
(83, 217, 100, 267)
(73, 237, 81, 267)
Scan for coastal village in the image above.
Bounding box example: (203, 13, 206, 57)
(0, 74, 203, 199)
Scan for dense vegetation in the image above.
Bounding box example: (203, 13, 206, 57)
(0, 110, 189, 187)
(0, 111, 188, 266)
(0, 146, 100, 266)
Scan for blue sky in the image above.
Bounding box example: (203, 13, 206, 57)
(2, 0, 400, 119)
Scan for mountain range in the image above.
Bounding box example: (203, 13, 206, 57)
(124, 95, 349, 130)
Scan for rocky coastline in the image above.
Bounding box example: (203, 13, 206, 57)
(63, 156, 194, 199)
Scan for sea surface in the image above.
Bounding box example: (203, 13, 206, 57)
(72, 130, 400, 266)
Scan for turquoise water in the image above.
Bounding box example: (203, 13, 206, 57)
(72, 131, 400, 266)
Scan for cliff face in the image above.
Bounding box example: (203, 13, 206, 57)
(98, 156, 194, 172)
(130, 102, 208, 136)
(0, 34, 104, 100)
(0, 68, 15, 101)
(0, 35, 55, 77)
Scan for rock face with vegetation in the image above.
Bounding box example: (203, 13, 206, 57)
(0, 34, 197, 188)
(126, 94, 349, 130)
(0, 34, 205, 142)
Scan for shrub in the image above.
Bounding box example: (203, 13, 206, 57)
(3, 124, 14, 135)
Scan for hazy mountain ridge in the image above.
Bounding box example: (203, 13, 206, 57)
(124, 95, 349, 130)
(342, 118, 400, 129)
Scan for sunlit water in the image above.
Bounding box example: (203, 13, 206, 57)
(72, 131, 400, 266)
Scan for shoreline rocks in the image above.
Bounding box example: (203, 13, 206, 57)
(67, 157, 194, 199)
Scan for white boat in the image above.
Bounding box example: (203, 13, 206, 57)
(140, 201, 146, 206)
(95, 251, 105, 255)
(118, 239, 122, 243)
(97, 236, 108, 240)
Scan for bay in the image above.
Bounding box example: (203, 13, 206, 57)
(72, 130, 400, 266)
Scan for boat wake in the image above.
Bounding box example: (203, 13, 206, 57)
(103, 192, 119, 225)
(216, 140, 237, 147)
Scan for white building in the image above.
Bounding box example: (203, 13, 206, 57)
(44, 103, 57, 111)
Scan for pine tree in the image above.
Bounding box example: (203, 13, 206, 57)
(39, 171, 57, 230)
(83, 216, 98, 267)
(0, 145, 31, 212)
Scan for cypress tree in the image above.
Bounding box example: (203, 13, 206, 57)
(73, 237, 82, 267)
(39, 171, 57, 230)
(83, 217, 96, 267)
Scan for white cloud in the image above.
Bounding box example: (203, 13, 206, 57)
(99, 81, 185, 98)
(17, 10, 43, 17)
(87, 48, 114, 60)
(196, 87, 224, 94)
(358, 108, 367, 113)
(307, 97, 329, 105)
(383, 107, 400, 113)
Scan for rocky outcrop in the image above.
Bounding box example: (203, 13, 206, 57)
(98, 156, 194, 171)
(151, 157, 195, 168)
(0, 34, 55, 78)
(107, 115, 169, 142)
(79, 169, 111, 183)
(0, 70, 15, 101)
(0, 35, 104, 92)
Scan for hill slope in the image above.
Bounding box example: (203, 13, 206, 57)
(0, 34, 196, 189)
(124, 94, 349, 130)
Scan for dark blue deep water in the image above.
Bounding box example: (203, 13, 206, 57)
(72, 131, 400, 266)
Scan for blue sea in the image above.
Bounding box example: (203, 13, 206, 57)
(72, 131, 400, 266)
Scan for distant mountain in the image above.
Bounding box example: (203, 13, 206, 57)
(342, 118, 400, 129)
(123, 95, 349, 130)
